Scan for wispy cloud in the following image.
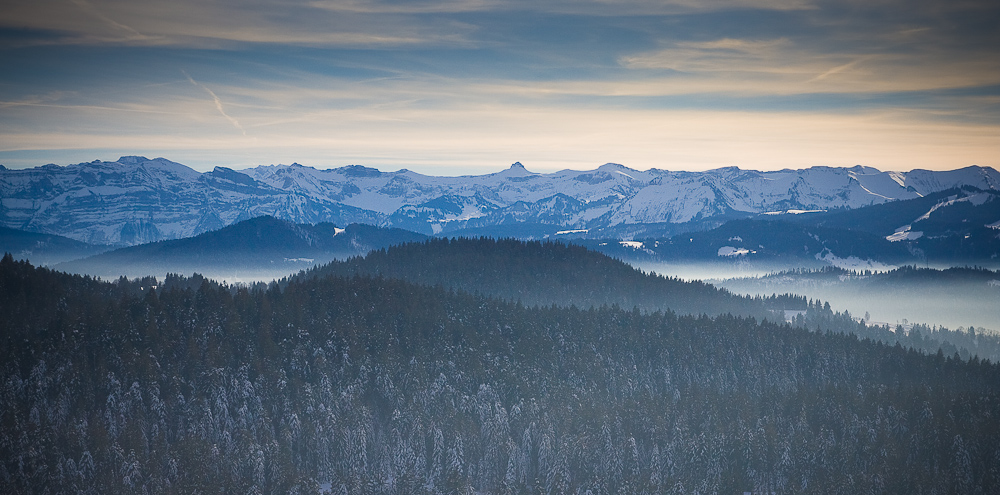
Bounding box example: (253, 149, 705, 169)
(0, 0, 822, 50)
(0, 0, 478, 47)
(182, 71, 246, 135)
(620, 34, 1000, 95)
(307, 0, 493, 14)
(67, 0, 150, 41)
(805, 56, 872, 84)
(307, 0, 815, 15)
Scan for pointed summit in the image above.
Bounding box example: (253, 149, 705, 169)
(498, 161, 533, 177)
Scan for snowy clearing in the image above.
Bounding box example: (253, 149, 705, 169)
(815, 251, 894, 272)
(762, 209, 827, 215)
(886, 230, 923, 242)
(718, 246, 753, 257)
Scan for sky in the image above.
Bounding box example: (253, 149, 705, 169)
(0, 0, 998, 175)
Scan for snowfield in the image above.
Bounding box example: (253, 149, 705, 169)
(815, 251, 895, 272)
(718, 246, 753, 257)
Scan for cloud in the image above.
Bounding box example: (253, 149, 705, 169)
(0, 0, 823, 50)
(307, 0, 494, 14)
(621, 38, 798, 73)
(805, 56, 872, 83)
(2, 82, 997, 174)
(0, 0, 997, 174)
(619, 32, 1000, 95)
(0, 0, 480, 47)
(307, 0, 815, 15)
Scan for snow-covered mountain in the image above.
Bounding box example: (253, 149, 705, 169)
(0, 157, 379, 245)
(2, 156, 998, 245)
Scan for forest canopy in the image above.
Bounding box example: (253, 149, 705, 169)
(2, 251, 999, 493)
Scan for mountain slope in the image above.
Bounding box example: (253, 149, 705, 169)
(573, 188, 1000, 269)
(3, 156, 997, 245)
(0, 225, 107, 265)
(779, 187, 1000, 263)
(566, 219, 910, 274)
(779, 187, 999, 234)
(56, 216, 426, 279)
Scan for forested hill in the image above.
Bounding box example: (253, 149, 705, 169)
(3, 254, 1000, 493)
(297, 237, 773, 319)
(54, 216, 428, 278)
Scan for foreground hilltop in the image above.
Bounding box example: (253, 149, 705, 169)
(3, 253, 1000, 493)
(2, 156, 996, 245)
(297, 236, 772, 319)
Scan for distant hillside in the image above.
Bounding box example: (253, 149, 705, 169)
(57, 216, 427, 279)
(298, 237, 775, 319)
(780, 187, 1000, 263)
(0, 225, 107, 265)
(580, 219, 910, 267)
(781, 187, 997, 233)
(574, 188, 1000, 269)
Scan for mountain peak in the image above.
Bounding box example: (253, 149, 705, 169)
(847, 164, 882, 175)
(337, 164, 383, 178)
(499, 161, 533, 177)
(117, 156, 150, 165)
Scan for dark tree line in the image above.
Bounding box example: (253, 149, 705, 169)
(3, 253, 1000, 493)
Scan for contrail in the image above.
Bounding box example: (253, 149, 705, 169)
(182, 70, 246, 135)
(806, 56, 871, 83)
(69, 0, 147, 40)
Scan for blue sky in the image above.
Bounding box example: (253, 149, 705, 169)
(1, 0, 998, 174)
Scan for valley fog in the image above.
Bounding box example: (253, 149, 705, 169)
(640, 261, 1000, 333)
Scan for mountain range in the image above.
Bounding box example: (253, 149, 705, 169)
(3, 156, 998, 246)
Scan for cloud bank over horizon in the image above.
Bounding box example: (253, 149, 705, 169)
(1, 0, 998, 174)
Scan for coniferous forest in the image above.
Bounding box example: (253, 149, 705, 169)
(302, 237, 782, 319)
(3, 247, 1000, 494)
